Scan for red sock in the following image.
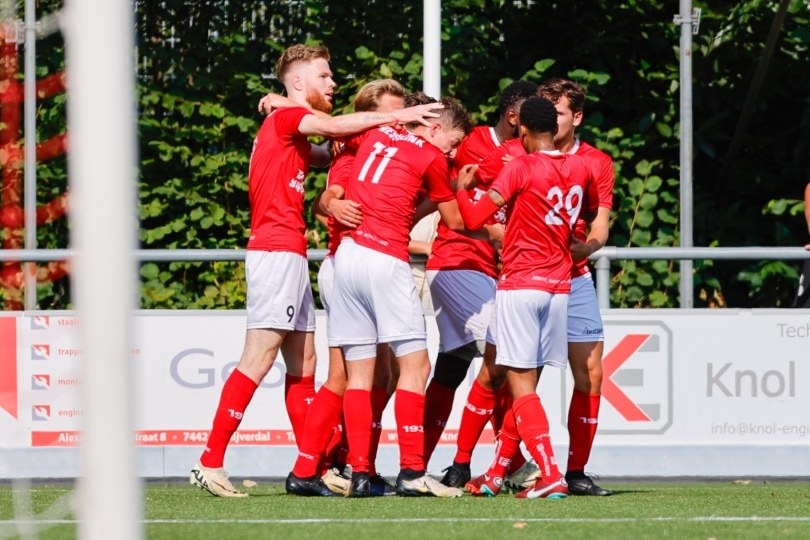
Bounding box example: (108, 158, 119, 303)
(423, 380, 455, 464)
(368, 385, 391, 475)
(323, 420, 343, 469)
(567, 390, 601, 472)
(200, 368, 257, 468)
(343, 389, 372, 473)
(487, 409, 521, 479)
(491, 382, 525, 475)
(395, 389, 426, 472)
(512, 393, 560, 481)
(454, 380, 497, 464)
(285, 374, 315, 447)
(490, 383, 513, 433)
(292, 386, 343, 478)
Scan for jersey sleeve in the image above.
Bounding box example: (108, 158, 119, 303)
(490, 156, 527, 203)
(593, 153, 615, 209)
(275, 107, 311, 141)
(424, 153, 455, 203)
(326, 148, 355, 189)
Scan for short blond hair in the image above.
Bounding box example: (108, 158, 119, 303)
(352, 79, 405, 112)
(275, 44, 330, 83)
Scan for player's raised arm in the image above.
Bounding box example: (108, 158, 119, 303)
(297, 102, 443, 139)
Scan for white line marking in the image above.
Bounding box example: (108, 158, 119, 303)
(3, 517, 810, 525)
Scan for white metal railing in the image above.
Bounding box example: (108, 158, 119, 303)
(2, 246, 810, 308)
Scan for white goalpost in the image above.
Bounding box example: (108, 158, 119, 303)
(63, 0, 141, 539)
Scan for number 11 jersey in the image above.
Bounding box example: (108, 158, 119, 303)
(343, 126, 455, 262)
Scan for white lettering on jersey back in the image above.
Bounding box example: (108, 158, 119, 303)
(379, 126, 425, 148)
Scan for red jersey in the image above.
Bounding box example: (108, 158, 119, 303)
(492, 151, 598, 293)
(480, 138, 613, 278)
(428, 126, 504, 278)
(246, 106, 311, 256)
(570, 140, 614, 277)
(325, 147, 354, 256)
(477, 138, 525, 184)
(344, 126, 455, 262)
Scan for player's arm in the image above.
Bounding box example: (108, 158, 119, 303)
(453, 163, 506, 230)
(571, 206, 610, 262)
(297, 103, 443, 139)
(312, 188, 329, 227)
(257, 94, 334, 168)
(319, 184, 362, 228)
(413, 196, 438, 226)
(257, 92, 309, 114)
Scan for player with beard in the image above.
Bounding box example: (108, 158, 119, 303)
(190, 44, 443, 498)
(454, 96, 599, 499)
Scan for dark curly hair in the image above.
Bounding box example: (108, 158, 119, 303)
(519, 96, 558, 134)
(498, 80, 539, 117)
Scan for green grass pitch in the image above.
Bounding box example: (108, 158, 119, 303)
(2, 480, 810, 539)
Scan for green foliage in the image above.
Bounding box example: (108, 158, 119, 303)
(6, 0, 810, 309)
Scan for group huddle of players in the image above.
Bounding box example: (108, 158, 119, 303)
(188, 43, 614, 500)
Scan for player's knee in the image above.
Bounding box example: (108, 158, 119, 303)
(432, 351, 472, 389)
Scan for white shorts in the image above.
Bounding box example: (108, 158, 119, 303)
(246, 251, 316, 332)
(568, 273, 604, 342)
(493, 289, 568, 370)
(317, 255, 335, 313)
(327, 239, 427, 351)
(426, 269, 496, 353)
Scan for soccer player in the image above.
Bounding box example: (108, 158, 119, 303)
(285, 79, 407, 497)
(189, 44, 443, 498)
(422, 80, 538, 484)
(461, 79, 616, 497)
(538, 78, 615, 496)
(454, 95, 599, 499)
(328, 96, 472, 498)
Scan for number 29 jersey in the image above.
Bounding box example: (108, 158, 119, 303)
(343, 126, 455, 262)
(492, 151, 598, 293)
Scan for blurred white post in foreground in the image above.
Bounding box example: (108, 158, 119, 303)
(63, 0, 141, 539)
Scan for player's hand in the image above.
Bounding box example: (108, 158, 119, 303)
(502, 153, 515, 164)
(804, 242, 810, 250)
(570, 236, 591, 262)
(329, 198, 363, 228)
(392, 102, 444, 127)
(456, 163, 479, 191)
(257, 93, 295, 114)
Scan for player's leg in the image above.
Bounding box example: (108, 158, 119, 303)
(424, 269, 495, 465)
(192, 251, 305, 498)
(441, 342, 506, 487)
(565, 274, 611, 496)
(496, 289, 568, 499)
(367, 344, 397, 495)
(423, 342, 478, 463)
(342, 352, 377, 497)
(281, 329, 316, 446)
(288, 343, 348, 495)
(190, 327, 285, 498)
(391, 344, 461, 498)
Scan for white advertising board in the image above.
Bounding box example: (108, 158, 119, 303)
(0, 309, 808, 478)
